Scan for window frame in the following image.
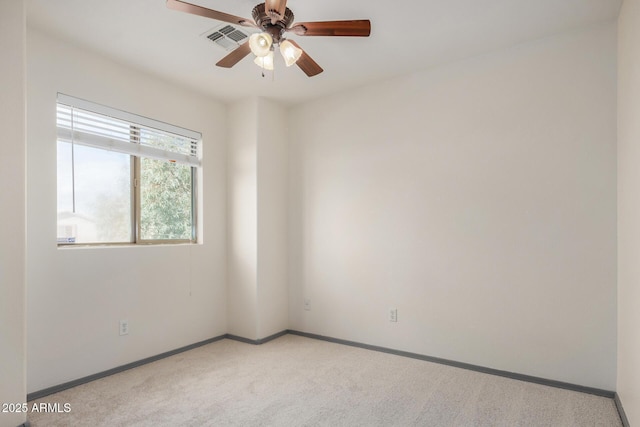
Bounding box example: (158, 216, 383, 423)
(56, 94, 201, 247)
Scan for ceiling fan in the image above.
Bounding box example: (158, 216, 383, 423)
(167, 0, 371, 77)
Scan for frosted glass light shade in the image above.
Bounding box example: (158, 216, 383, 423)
(249, 32, 273, 57)
(254, 51, 274, 70)
(280, 40, 302, 67)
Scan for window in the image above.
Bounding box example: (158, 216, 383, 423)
(56, 94, 201, 245)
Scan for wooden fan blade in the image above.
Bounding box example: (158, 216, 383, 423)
(216, 41, 252, 68)
(166, 0, 255, 28)
(288, 20, 371, 37)
(265, 0, 288, 24)
(287, 40, 323, 77)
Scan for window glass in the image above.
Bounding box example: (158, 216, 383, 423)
(139, 158, 194, 241)
(57, 142, 132, 244)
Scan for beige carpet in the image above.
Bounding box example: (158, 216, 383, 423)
(28, 335, 622, 426)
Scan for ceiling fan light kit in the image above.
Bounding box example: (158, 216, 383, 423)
(254, 51, 275, 71)
(166, 0, 371, 77)
(249, 32, 273, 57)
(280, 40, 303, 67)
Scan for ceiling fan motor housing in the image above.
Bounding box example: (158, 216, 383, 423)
(252, 3, 294, 43)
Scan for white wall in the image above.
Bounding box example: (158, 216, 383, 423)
(257, 98, 289, 338)
(0, 2, 27, 426)
(289, 22, 617, 390)
(227, 97, 288, 340)
(227, 98, 259, 339)
(617, 0, 640, 422)
(26, 29, 228, 393)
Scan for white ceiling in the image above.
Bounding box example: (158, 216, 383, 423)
(26, 0, 621, 106)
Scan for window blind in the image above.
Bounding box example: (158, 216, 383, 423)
(56, 93, 202, 167)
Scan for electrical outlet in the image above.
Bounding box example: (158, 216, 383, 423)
(389, 308, 398, 322)
(119, 320, 129, 336)
(304, 298, 311, 311)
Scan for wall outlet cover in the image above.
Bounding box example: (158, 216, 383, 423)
(119, 320, 129, 336)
